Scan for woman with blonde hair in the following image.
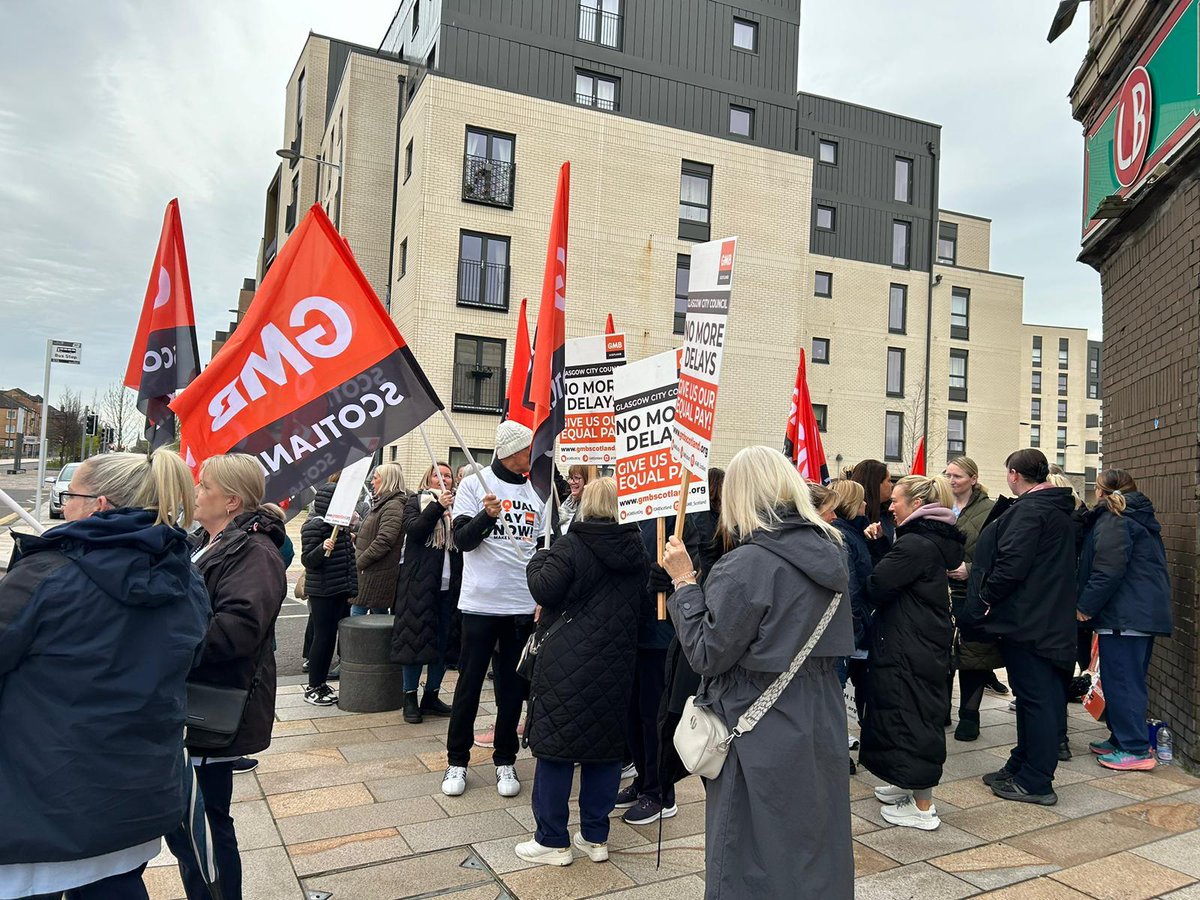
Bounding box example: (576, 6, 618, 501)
(514, 478, 647, 866)
(862, 474, 964, 831)
(661, 446, 854, 899)
(352, 463, 407, 617)
(164, 452, 287, 900)
(0, 451, 210, 900)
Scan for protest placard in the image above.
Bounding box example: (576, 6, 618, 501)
(559, 332, 626, 465)
(323, 455, 374, 528)
(671, 236, 737, 481)
(613, 349, 708, 524)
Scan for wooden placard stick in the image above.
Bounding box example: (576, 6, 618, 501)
(324, 524, 340, 557)
(656, 516, 667, 621)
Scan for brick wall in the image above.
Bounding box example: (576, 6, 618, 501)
(1097, 171, 1200, 766)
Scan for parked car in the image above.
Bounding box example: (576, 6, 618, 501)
(48, 463, 80, 519)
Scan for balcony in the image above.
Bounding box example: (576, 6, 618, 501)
(579, 5, 622, 49)
(451, 362, 506, 414)
(457, 259, 510, 311)
(576, 93, 616, 111)
(462, 155, 515, 208)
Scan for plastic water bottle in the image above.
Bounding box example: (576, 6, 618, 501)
(1157, 726, 1174, 765)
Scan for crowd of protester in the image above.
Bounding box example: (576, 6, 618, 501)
(0, 420, 1175, 899)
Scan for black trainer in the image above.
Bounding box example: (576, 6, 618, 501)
(991, 778, 1057, 806)
(304, 684, 338, 707)
(1058, 739, 1072, 761)
(622, 795, 678, 826)
(984, 676, 1010, 696)
(981, 766, 1017, 787)
(614, 784, 639, 809)
(232, 757, 259, 774)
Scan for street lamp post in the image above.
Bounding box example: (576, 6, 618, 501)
(275, 148, 341, 171)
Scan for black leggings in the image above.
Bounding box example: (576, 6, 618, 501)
(958, 668, 990, 716)
(307, 593, 350, 687)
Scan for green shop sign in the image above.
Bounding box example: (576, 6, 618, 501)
(1083, 0, 1200, 240)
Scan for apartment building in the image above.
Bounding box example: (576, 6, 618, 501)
(0, 389, 41, 458)
(1020, 324, 1103, 492)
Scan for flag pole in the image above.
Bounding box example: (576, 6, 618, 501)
(438, 408, 522, 553)
(0, 487, 45, 534)
(418, 425, 448, 493)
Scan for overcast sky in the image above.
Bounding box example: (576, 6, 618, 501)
(0, 2, 1096, 403)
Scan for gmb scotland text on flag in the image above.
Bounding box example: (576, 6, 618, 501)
(170, 204, 442, 502)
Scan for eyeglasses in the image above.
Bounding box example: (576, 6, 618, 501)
(61, 491, 100, 502)
(567, 474, 584, 482)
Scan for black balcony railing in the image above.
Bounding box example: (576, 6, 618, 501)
(579, 5, 623, 49)
(457, 259, 510, 311)
(575, 93, 616, 111)
(452, 362, 506, 414)
(462, 155, 515, 208)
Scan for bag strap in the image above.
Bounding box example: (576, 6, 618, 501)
(725, 590, 842, 744)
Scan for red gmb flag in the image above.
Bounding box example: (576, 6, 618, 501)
(170, 204, 442, 502)
(528, 162, 570, 501)
(502, 296, 534, 428)
(910, 436, 926, 475)
(124, 199, 201, 450)
(783, 349, 829, 482)
(605, 313, 615, 335)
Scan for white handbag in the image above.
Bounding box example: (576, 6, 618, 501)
(673, 591, 842, 780)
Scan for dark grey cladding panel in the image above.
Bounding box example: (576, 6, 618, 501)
(797, 92, 941, 269)
(437, 0, 801, 153)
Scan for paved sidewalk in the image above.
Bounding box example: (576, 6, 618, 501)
(138, 675, 1200, 900)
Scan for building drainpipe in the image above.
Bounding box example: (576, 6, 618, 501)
(385, 73, 406, 313)
(923, 139, 939, 456)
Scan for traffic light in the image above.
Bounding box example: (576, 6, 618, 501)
(86, 413, 98, 435)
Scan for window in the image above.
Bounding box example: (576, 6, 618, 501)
(1030, 424, 1041, 447)
(463, 127, 516, 208)
(815, 204, 835, 232)
(937, 222, 958, 265)
(892, 220, 911, 267)
(729, 105, 754, 138)
(1058, 400, 1068, 423)
(449, 446, 495, 473)
(1086, 440, 1099, 454)
(947, 412, 967, 460)
(575, 71, 619, 110)
(733, 17, 758, 51)
(1086, 413, 1099, 428)
(818, 140, 838, 165)
(1059, 337, 1069, 369)
(399, 238, 408, 278)
(812, 337, 830, 364)
(1031, 398, 1041, 420)
(452, 334, 506, 414)
(1032, 335, 1042, 367)
(888, 284, 907, 334)
(1088, 382, 1099, 400)
(285, 173, 299, 233)
(426, 45, 435, 69)
(1032, 372, 1042, 394)
(886, 348, 905, 397)
(457, 231, 510, 311)
(814, 271, 832, 298)
(949, 349, 968, 402)
(674, 254, 690, 334)
(894, 156, 913, 203)
(294, 70, 305, 159)
(950, 287, 969, 340)
(412, 0, 420, 36)
(813, 404, 828, 432)
(579, 0, 622, 49)
(884, 412, 903, 461)
(404, 139, 413, 182)
(1057, 451, 1066, 467)
(1058, 373, 1068, 395)
(679, 161, 712, 241)
(1057, 427, 1068, 449)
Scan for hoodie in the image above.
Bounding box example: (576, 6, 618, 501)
(1077, 491, 1172, 635)
(0, 509, 211, 864)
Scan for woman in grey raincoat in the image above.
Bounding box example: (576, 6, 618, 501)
(663, 445, 854, 900)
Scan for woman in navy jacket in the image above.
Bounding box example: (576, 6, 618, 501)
(1077, 468, 1172, 771)
(0, 451, 209, 900)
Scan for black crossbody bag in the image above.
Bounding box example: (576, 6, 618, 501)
(185, 637, 270, 750)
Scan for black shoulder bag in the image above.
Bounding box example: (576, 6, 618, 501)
(185, 636, 271, 751)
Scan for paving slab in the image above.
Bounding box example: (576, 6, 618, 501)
(277, 795, 446, 845)
(1048, 850, 1196, 899)
(399, 808, 527, 854)
(972, 877, 1094, 898)
(1006, 808, 1176, 868)
(851, 860, 976, 900)
(1130, 830, 1200, 877)
(609, 833, 706, 885)
(287, 828, 414, 878)
(300, 848, 496, 900)
(940, 800, 1067, 841)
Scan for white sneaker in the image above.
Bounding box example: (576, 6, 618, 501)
(620, 762, 638, 781)
(442, 765, 467, 797)
(514, 838, 573, 866)
(1008, 697, 1018, 711)
(848, 734, 861, 750)
(874, 784, 913, 804)
(496, 765, 521, 797)
(880, 796, 941, 830)
(573, 831, 609, 862)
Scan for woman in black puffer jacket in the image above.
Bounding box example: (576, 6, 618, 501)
(301, 479, 358, 707)
(513, 477, 648, 866)
(861, 474, 964, 832)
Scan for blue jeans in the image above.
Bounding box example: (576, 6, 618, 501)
(532, 758, 622, 847)
(1098, 633, 1155, 754)
(403, 590, 452, 693)
(350, 605, 387, 616)
(165, 760, 240, 900)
